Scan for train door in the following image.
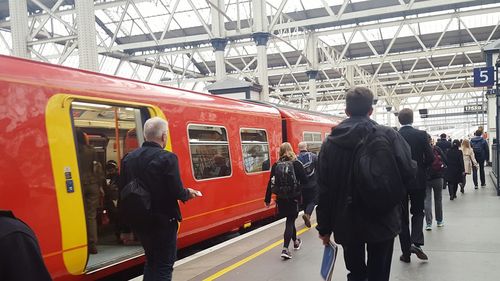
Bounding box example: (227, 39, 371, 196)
(45, 94, 167, 275)
(71, 101, 150, 272)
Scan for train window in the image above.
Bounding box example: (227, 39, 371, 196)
(240, 128, 270, 173)
(188, 124, 232, 180)
(303, 131, 322, 154)
(70, 101, 147, 271)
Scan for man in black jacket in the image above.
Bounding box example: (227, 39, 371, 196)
(436, 133, 452, 153)
(119, 117, 201, 281)
(0, 210, 52, 281)
(398, 109, 434, 263)
(316, 87, 416, 281)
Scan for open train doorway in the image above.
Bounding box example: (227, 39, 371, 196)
(71, 101, 148, 272)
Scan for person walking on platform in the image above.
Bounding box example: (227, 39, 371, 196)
(316, 87, 416, 281)
(265, 142, 308, 260)
(119, 117, 201, 281)
(397, 108, 434, 263)
(445, 140, 465, 200)
(425, 135, 448, 231)
(460, 139, 478, 192)
(436, 133, 452, 153)
(296, 142, 318, 228)
(470, 130, 489, 189)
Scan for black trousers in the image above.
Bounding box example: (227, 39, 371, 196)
(136, 221, 178, 281)
(472, 159, 486, 186)
(399, 188, 425, 256)
(343, 238, 395, 281)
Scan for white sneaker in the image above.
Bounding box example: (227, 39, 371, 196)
(425, 224, 432, 231)
(280, 248, 292, 259)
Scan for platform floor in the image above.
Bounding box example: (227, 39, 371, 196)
(132, 170, 500, 281)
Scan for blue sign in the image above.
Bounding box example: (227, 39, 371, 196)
(473, 67, 494, 87)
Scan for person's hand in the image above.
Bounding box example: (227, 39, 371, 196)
(319, 234, 331, 246)
(187, 188, 202, 199)
(264, 201, 270, 208)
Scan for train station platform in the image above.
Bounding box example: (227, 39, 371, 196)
(131, 169, 500, 281)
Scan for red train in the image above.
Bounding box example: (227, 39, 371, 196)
(0, 55, 341, 280)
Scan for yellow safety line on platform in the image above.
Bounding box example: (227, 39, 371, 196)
(203, 223, 318, 281)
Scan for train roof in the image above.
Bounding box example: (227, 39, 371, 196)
(0, 55, 280, 117)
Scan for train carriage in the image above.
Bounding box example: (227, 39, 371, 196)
(0, 55, 340, 280)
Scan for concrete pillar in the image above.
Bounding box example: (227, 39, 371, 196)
(9, 0, 29, 58)
(252, 0, 269, 101)
(252, 33, 270, 101)
(486, 52, 498, 161)
(210, 0, 227, 81)
(75, 0, 98, 71)
(210, 38, 228, 81)
(306, 70, 318, 111)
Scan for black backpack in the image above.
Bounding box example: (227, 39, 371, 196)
(351, 126, 405, 214)
(119, 154, 156, 230)
(271, 160, 301, 199)
(297, 152, 315, 177)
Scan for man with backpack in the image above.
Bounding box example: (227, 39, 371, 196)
(470, 130, 489, 188)
(297, 142, 318, 228)
(119, 117, 201, 281)
(316, 87, 416, 281)
(398, 108, 434, 263)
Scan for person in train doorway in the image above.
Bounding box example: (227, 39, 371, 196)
(0, 210, 52, 281)
(470, 130, 489, 189)
(265, 142, 309, 260)
(104, 160, 121, 242)
(296, 141, 318, 228)
(76, 128, 105, 255)
(397, 108, 434, 263)
(316, 87, 416, 281)
(119, 117, 201, 281)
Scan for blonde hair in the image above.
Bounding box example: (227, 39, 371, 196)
(462, 139, 471, 149)
(279, 142, 296, 161)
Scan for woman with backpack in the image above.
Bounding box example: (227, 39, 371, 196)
(445, 140, 465, 200)
(460, 139, 479, 192)
(265, 142, 308, 260)
(425, 135, 448, 231)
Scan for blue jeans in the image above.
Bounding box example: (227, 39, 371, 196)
(136, 221, 178, 281)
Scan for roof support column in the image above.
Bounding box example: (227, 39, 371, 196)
(306, 31, 318, 110)
(75, 0, 98, 71)
(252, 0, 270, 101)
(210, 0, 227, 81)
(306, 70, 319, 111)
(9, 0, 29, 58)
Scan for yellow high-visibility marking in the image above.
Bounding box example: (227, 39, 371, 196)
(203, 223, 318, 281)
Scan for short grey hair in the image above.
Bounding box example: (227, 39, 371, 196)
(298, 142, 308, 151)
(143, 117, 168, 141)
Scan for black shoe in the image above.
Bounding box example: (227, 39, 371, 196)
(400, 254, 410, 263)
(280, 249, 292, 260)
(460, 186, 464, 193)
(410, 245, 428, 260)
(481, 184, 486, 188)
(474, 186, 478, 190)
(450, 196, 454, 200)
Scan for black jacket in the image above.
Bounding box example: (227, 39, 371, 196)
(398, 126, 434, 190)
(436, 138, 452, 153)
(119, 142, 190, 223)
(0, 211, 52, 281)
(264, 159, 308, 203)
(445, 147, 465, 183)
(316, 117, 416, 244)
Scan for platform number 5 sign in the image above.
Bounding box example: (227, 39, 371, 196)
(473, 67, 494, 87)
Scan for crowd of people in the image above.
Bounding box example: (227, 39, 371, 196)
(266, 87, 491, 281)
